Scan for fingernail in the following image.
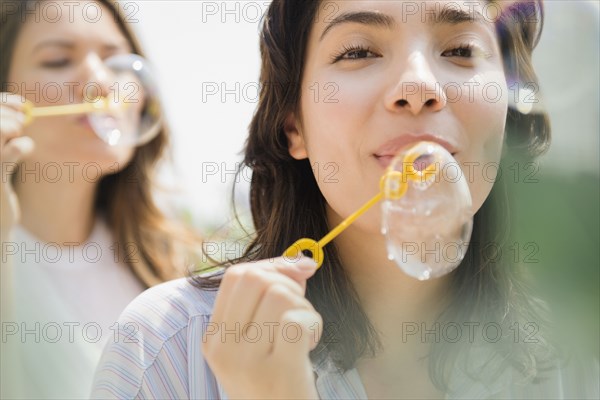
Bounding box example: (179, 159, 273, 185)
(294, 257, 318, 271)
(17, 137, 34, 153)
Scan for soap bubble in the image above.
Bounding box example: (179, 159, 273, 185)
(87, 54, 162, 147)
(381, 141, 473, 280)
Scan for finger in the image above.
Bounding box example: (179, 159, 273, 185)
(272, 309, 323, 359)
(0, 93, 28, 112)
(205, 257, 318, 368)
(218, 267, 304, 329)
(0, 107, 26, 143)
(208, 266, 242, 333)
(211, 257, 316, 324)
(1, 136, 34, 164)
(247, 283, 315, 356)
(258, 256, 318, 290)
(211, 260, 310, 350)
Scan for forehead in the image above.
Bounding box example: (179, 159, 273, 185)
(16, 1, 128, 47)
(314, 0, 496, 30)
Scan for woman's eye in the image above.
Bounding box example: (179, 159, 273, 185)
(41, 59, 70, 69)
(442, 45, 474, 58)
(344, 48, 376, 59)
(332, 46, 379, 63)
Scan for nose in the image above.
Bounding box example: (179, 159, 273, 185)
(78, 53, 113, 101)
(384, 52, 447, 115)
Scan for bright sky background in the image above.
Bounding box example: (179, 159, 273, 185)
(128, 0, 599, 230)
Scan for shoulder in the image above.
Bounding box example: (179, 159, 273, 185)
(484, 355, 600, 400)
(91, 277, 220, 399)
(116, 276, 217, 330)
(523, 354, 600, 399)
(447, 343, 600, 400)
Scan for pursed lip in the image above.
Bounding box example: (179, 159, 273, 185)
(373, 133, 459, 168)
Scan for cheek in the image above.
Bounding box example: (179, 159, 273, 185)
(300, 96, 356, 203)
(301, 74, 375, 141)
(299, 80, 383, 232)
(299, 69, 382, 168)
(454, 73, 508, 213)
(11, 70, 78, 107)
(23, 117, 76, 156)
(22, 118, 135, 171)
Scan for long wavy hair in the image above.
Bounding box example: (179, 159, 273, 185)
(194, 0, 554, 390)
(1, 0, 201, 287)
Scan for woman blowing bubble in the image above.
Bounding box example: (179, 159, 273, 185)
(92, 0, 598, 399)
(0, 0, 201, 398)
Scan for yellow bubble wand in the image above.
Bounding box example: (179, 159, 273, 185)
(23, 97, 114, 124)
(283, 144, 441, 268)
(21, 97, 119, 125)
(194, 142, 442, 278)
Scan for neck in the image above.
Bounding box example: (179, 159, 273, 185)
(327, 206, 452, 369)
(333, 221, 451, 339)
(14, 162, 98, 244)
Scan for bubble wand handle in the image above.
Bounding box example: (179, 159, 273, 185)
(22, 98, 111, 124)
(319, 192, 383, 249)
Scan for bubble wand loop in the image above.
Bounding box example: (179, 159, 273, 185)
(283, 145, 440, 268)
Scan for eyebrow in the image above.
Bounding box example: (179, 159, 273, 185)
(320, 8, 486, 41)
(320, 11, 395, 41)
(32, 39, 127, 54)
(32, 40, 74, 54)
(436, 8, 486, 25)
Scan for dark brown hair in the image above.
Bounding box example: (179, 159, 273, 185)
(1, 0, 201, 287)
(195, 0, 554, 390)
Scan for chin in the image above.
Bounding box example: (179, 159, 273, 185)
(61, 146, 135, 175)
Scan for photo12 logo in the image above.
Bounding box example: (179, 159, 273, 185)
(1, 1, 140, 24)
(1, 321, 140, 345)
(2, 81, 140, 105)
(200, 1, 271, 23)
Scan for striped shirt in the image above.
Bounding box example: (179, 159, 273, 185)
(91, 277, 599, 399)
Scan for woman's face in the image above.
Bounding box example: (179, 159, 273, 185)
(8, 1, 136, 170)
(287, 0, 508, 233)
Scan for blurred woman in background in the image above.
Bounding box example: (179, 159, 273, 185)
(0, 0, 201, 397)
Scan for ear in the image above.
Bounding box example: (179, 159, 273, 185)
(284, 111, 308, 160)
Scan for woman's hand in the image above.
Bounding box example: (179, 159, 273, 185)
(1, 93, 34, 237)
(202, 256, 322, 400)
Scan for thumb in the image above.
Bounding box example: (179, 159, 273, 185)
(2, 136, 34, 164)
(268, 256, 318, 293)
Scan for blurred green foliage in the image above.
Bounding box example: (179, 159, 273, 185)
(509, 164, 599, 358)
